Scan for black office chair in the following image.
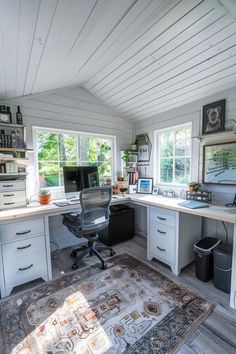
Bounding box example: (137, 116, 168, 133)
(62, 186, 115, 270)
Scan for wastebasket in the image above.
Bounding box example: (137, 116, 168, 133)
(194, 237, 221, 282)
(213, 244, 233, 293)
(99, 204, 135, 246)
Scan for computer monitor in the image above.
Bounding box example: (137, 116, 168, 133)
(63, 166, 99, 199)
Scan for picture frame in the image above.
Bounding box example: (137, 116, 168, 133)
(203, 141, 236, 185)
(137, 178, 153, 194)
(0, 113, 11, 124)
(202, 99, 225, 135)
(152, 186, 159, 195)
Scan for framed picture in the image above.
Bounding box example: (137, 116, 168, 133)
(152, 186, 159, 195)
(203, 142, 236, 185)
(0, 113, 11, 124)
(137, 178, 153, 194)
(202, 99, 225, 135)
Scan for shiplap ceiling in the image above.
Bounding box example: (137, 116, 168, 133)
(0, 0, 236, 121)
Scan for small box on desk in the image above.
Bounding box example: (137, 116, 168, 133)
(113, 180, 128, 194)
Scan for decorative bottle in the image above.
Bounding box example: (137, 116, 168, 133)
(16, 106, 23, 124)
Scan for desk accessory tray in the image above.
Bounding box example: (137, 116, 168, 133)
(186, 190, 211, 203)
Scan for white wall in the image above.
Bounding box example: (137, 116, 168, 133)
(1, 86, 134, 249)
(135, 85, 236, 243)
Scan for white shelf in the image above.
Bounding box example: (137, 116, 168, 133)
(192, 130, 236, 141)
(0, 158, 28, 162)
(0, 172, 27, 180)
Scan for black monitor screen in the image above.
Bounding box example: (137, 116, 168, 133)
(63, 166, 99, 193)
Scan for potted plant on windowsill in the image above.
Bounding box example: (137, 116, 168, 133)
(188, 181, 201, 192)
(38, 189, 51, 205)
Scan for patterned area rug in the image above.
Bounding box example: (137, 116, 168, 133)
(0, 253, 213, 354)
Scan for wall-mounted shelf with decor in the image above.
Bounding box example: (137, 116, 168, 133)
(192, 130, 236, 142)
(0, 122, 28, 208)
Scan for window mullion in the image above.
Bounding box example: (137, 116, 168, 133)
(77, 135, 80, 165)
(173, 130, 176, 184)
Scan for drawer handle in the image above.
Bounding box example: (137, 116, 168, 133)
(3, 194, 14, 197)
(19, 264, 33, 271)
(157, 229, 166, 234)
(2, 184, 13, 187)
(16, 230, 31, 235)
(4, 202, 15, 205)
(157, 216, 166, 221)
(17, 244, 32, 250)
(157, 246, 166, 252)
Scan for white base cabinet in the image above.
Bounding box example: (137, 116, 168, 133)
(0, 216, 52, 297)
(147, 206, 201, 275)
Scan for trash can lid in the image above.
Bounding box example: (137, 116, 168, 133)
(194, 237, 221, 253)
(213, 243, 233, 255)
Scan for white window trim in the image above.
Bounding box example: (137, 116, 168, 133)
(32, 126, 116, 192)
(154, 122, 192, 187)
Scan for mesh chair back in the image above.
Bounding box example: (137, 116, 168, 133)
(79, 186, 112, 234)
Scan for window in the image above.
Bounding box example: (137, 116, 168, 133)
(156, 124, 191, 185)
(35, 128, 114, 189)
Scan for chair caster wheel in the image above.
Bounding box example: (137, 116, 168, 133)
(71, 251, 77, 258)
(110, 250, 115, 256)
(101, 263, 107, 270)
(72, 263, 79, 270)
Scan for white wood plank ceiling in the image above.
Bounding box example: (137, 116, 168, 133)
(0, 0, 236, 121)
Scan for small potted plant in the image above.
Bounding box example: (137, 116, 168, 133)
(38, 189, 51, 205)
(130, 139, 137, 151)
(122, 150, 130, 166)
(188, 181, 201, 192)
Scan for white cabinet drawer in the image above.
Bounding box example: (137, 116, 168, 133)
(150, 220, 175, 264)
(150, 207, 176, 227)
(4, 250, 47, 288)
(0, 190, 26, 209)
(0, 217, 45, 242)
(150, 220, 175, 240)
(2, 235, 45, 261)
(0, 180, 25, 192)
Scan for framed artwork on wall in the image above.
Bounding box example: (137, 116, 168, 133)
(137, 178, 153, 194)
(202, 99, 225, 135)
(203, 142, 236, 185)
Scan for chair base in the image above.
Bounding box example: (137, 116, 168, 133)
(71, 237, 115, 270)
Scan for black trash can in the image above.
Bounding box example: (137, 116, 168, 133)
(99, 204, 135, 246)
(194, 237, 221, 282)
(213, 244, 233, 293)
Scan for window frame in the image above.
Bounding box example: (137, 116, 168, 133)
(154, 122, 192, 187)
(32, 126, 116, 192)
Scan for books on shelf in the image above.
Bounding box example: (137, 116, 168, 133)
(127, 171, 138, 185)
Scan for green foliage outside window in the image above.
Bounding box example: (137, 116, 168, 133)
(159, 126, 191, 185)
(36, 131, 112, 188)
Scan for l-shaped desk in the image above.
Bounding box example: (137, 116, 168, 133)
(0, 194, 236, 310)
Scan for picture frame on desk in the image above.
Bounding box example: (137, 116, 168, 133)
(137, 178, 153, 194)
(152, 186, 159, 195)
(0, 113, 11, 124)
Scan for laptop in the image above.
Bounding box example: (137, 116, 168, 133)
(178, 200, 209, 209)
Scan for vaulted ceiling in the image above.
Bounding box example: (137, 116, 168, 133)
(0, 0, 236, 121)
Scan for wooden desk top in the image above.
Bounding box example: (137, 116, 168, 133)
(0, 194, 235, 224)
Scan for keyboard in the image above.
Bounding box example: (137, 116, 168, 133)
(53, 200, 80, 207)
(53, 201, 70, 207)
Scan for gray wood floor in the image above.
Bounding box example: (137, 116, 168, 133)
(10, 235, 236, 354)
(116, 236, 236, 354)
